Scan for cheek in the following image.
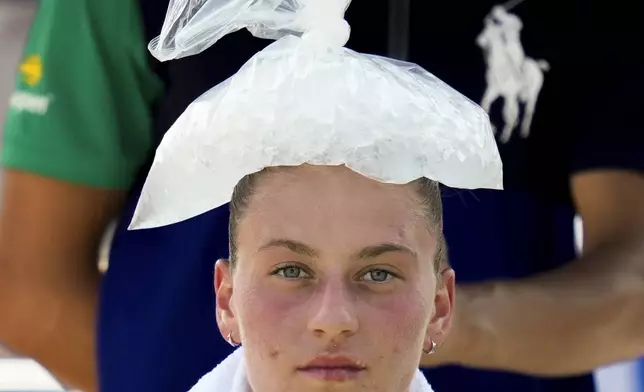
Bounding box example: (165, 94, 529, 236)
(361, 286, 433, 354)
(233, 281, 309, 358)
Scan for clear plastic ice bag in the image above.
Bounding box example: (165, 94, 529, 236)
(131, 0, 503, 230)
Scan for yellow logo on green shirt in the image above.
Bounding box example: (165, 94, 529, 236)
(19, 54, 43, 87)
(11, 54, 53, 115)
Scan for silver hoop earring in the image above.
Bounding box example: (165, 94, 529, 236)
(423, 339, 437, 355)
(226, 331, 240, 347)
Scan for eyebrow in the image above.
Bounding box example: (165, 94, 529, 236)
(258, 239, 417, 259)
(259, 239, 319, 257)
(356, 243, 417, 259)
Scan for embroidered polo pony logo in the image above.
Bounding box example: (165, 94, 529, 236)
(477, 5, 549, 143)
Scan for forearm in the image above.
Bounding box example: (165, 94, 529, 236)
(453, 235, 644, 375)
(0, 265, 100, 392)
(0, 170, 126, 391)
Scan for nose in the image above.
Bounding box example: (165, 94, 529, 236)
(307, 278, 359, 339)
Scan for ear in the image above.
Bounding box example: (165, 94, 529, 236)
(425, 267, 456, 348)
(215, 259, 238, 342)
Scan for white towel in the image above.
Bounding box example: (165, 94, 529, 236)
(188, 347, 434, 392)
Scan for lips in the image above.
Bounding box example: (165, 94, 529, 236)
(298, 356, 367, 382)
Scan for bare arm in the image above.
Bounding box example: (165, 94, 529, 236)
(422, 170, 644, 375)
(0, 170, 125, 391)
(0, 0, 160, 388)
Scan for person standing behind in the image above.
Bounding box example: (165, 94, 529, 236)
(0, 1, 268, 391)
(0, 1, 162, 389)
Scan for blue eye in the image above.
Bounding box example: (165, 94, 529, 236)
(273, 266, 311, 279)
(360, 269, 396, 283)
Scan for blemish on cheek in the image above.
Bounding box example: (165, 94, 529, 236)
(269, 348, 280, 359)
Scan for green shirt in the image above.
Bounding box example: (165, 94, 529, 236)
(1, 0, 163, 189)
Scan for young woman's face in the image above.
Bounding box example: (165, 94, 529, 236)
(216, 165, 454, 392)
